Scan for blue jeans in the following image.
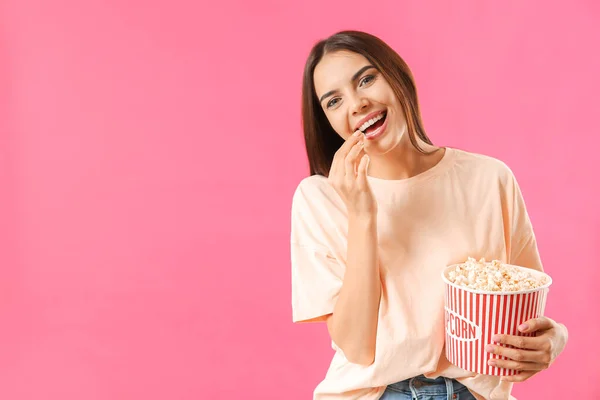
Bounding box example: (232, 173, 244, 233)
(379, 375, 477, 400)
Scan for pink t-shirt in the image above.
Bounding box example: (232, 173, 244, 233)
(291, 147, 543, 400)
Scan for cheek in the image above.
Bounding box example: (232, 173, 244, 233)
(385, 90, 399, 107)
(386, 96, 405, 122)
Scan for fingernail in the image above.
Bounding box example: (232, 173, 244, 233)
(518, 324, 529, 332)
(485, 344, 495, 353)
(492, 334, 501, 342)
(353, 130, 361, 137)
(488, 359, 496, 366)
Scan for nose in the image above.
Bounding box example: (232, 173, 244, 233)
(349, 93, 369, 115)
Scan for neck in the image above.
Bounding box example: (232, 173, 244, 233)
(367, 136, 444, 180)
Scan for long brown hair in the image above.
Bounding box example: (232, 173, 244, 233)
(301, 30, 433, 176)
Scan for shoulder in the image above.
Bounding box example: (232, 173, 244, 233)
(290, 175, 345, 247)
(291, 175, 346, 237)
(450, 147, 517, 186)
(292, 174, 340, 210)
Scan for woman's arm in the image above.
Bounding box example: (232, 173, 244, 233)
(326, 213, 381, 366)
(323, 130, 380, 366)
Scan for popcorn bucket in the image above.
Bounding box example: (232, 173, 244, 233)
(441, 264, 552, 376)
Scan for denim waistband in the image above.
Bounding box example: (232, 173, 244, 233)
(386, 375, 466, 397)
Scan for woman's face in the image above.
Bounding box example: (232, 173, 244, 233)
(313, 50, 408, 154)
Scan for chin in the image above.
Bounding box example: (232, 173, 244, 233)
(368, 127, 404, 155)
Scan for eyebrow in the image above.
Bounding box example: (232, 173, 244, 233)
(318, 65, 377, 104)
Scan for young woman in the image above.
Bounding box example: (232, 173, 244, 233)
(291, 31, 568, 400)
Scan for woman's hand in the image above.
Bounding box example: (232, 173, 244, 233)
(485, 317, 568, 382)
(328, 130, 377, 217)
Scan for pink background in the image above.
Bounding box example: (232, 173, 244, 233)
(1, 0, 598, 399)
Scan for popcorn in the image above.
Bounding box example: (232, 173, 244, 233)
(443, 258, 552, 376)
(447, 257, 548, 292)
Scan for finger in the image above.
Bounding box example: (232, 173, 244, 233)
(518, 317, 554, 334)
(488, 358, 544, 372)
(329, 157, 340, 180)
(501, 371, 538, 383)
(334, 130, 363, 162)
(493, 333, 545, 350)
(345, 141, 364, 177)
(356, 154, 370, 189)
(353, 148, 366, 175)
(485, 344, 548, 364)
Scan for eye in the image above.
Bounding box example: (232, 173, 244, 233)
(326, 97, 341, 109)
(359, 75, 375, 87)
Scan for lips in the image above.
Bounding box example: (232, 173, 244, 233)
(354, 110, 387, 132)
(364, 113, 389, 141)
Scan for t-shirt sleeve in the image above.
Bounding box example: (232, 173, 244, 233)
(506, 170, 544, 272)
(290, 179, 345, 323)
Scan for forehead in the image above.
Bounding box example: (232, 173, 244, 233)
(313, 50, 370, 97)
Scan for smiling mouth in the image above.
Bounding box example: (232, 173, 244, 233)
(359, 111, 387, 135)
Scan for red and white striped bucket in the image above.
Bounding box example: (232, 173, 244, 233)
(441, 264, 552, 376)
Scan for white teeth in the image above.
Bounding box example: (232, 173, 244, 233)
(359, 113, 385, 132)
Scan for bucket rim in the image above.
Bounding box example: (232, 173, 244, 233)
(441, 263, 552, 295)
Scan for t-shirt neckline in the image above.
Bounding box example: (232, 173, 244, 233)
(366, 147, 455, 186)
